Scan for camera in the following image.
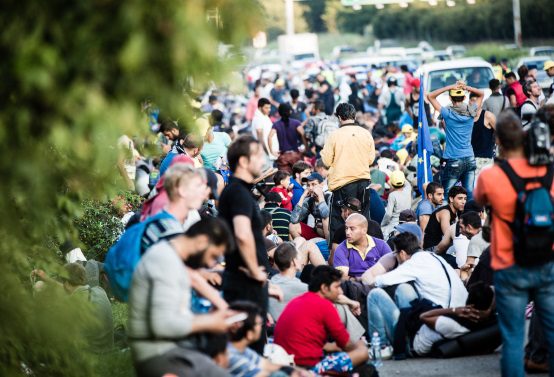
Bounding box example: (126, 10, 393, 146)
(523, 113, 553, 166)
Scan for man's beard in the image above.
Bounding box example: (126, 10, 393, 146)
(185, 251, 206, 269)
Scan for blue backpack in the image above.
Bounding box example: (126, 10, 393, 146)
(499, 161, 554, 267)
(104, 211, 183, 301)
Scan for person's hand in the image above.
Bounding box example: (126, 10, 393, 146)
(206, 309, 239, 332)
(268, 283, 284, 302)
(239, 266, 268, 284)
(201, 270, 222, 286)
(267, 312, 275, 326)
(453, 306, 480, 322)
(32, 269, 47, 280)
(312, 186, 324, 201)
(460, 263, 474, 272)
(348, 300, 362, 316)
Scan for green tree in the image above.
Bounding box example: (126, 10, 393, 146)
(303, 0, 328, 33)
(0, 0, 262, 376)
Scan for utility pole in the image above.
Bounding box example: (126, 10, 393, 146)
(285, 0, 295, 35)
(513, 0, 522, 48)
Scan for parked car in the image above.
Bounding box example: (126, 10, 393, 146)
(446, 45, 466, 58)
(529, 46, 554, 57)
(516, 56, 551, 90)
(416, 59, 494, 120)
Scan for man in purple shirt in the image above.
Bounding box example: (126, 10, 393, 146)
(333, 214, 392, 278)
(268, 103, 307, 174)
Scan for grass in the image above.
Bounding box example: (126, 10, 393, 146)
(94, 301, 134, 377)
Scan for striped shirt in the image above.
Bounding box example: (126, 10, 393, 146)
(264, 203, 292, 241)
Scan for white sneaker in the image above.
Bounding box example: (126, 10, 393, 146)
(368, 345, 394, 361)
(380, 345, 393, 360)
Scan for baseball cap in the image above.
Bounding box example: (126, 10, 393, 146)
(390, 170, 406, 188)
(412, 78, 421, 87)
(275, 79, 285, 87)
(387, 76, 397, 85)
(449, 88, 465, 97)
(394, 223, 423, 243)
(401, 124, 413, 133)
(340, 197, 362, 212)
(303, 172, 324, 183)
(399, 209, 417, 223)
(544, 61, 554, 71)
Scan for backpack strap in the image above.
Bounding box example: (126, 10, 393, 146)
(498, 160, 526, 193)
(542, 163, 554, 189)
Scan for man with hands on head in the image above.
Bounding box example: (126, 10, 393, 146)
(427, 80, 484, 200)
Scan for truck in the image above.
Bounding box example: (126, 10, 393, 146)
(277, 33, 320, 69)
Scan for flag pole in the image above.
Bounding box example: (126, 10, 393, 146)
(423, 149, 428, 187)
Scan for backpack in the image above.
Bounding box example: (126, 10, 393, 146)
(313, 115, 339, 148)
(498, 160, 554, 267)
(104, 211, 183, 301)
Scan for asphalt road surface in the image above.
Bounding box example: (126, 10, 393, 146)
(378, 353, 548, 377)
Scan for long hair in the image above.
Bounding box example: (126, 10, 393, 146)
(278, 103, 292, 128)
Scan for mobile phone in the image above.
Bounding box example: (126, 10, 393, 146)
(225, 312, 248, 325)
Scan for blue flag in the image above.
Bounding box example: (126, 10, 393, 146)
(417, 75, 434, 196)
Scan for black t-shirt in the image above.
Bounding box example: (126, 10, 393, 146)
(289, 101, 308, 122)
(218, 177, 269, 280)
(332, 218, 384, 244)
(422, 205, 457, 249)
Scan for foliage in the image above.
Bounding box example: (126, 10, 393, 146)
(303, 0, 328, 33)
(465, 43, 527, 62)
(337, 0, 554, 44)
(0, 0, 263, 376)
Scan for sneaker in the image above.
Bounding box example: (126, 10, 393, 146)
(381, 345, 393, 360)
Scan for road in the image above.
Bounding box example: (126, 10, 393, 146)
(378, 352, 548, 377)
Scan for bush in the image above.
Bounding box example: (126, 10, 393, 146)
(74, 192, 144, 261)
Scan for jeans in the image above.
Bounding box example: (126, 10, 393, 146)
(494, 262, 554, 377)
(367, 284, 418, 346)
(440, 156, 476, 200)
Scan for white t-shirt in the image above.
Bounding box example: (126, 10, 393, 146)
(251, 109, 278, 160)
(413, 316, 470, 355)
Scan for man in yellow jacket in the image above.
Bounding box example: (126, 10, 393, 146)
(321, 103, 376, 243)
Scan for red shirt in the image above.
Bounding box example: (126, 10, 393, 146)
(269, 186, 293, 211)
(274, 292, 350, 367)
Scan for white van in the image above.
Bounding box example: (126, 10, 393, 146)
(415, 59, 495, 120)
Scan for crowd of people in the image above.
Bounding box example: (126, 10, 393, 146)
(32, 58, 554, 377)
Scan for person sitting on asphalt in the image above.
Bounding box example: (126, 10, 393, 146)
(381, 170, 412, 238)
(290, 172, 330, 241)
(416, 182, 445, 233)
(333, 213, 392, 279)
(128, 218, 235, 377)
(274, 265, 369, 375)
(227, 301, 298, 376)
(414, 282, 496, 356)
(269, 243, 366, 342)
(330, 197, 384, 261)
(366, 232, 468, 356)
(422, 185, 467, 268)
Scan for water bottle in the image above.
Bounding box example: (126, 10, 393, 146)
(370, 331, 382, 368)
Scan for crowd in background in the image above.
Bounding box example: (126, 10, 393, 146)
(31, 58, 554, 377)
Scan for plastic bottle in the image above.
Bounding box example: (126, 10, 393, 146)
(370, 331, 382, 368)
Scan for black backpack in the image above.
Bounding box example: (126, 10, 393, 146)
(498, 161, 554, 266)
